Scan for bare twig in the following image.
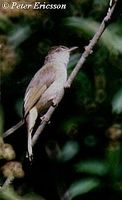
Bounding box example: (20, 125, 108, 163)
(0, 177, 14, 192)
(32, 106, 55, 146)
(65, 0, 118, 88)
(3, 120, 24, 138)
(32, 0, 118, 146)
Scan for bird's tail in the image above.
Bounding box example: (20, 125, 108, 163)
(3, 120, 24, 138)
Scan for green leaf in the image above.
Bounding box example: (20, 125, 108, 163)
(59, 141, 80, 162)
(75, 160, 108, 176)
(0, 14, 14, 33)
(67, 178, 100, 199)
(0, 187, 25, 200)
(0, 187, 45, 200)
(112, 87, 122, 114)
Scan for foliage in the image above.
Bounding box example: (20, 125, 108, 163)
(112, 87, 122, 114)
(0, 0, 122, 200)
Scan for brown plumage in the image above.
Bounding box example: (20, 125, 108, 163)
(24, 46, 78, 160)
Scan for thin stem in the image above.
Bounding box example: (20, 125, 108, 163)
(3, 120, 24, 138)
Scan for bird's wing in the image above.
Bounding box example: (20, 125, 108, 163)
(24, 63, 56, 116)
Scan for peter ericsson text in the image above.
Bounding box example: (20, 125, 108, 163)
(1, 1, 67, 10)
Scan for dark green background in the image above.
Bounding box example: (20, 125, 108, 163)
(0, 0, 122, 199)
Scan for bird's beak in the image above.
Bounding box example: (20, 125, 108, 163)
(68, 46, 78, 52)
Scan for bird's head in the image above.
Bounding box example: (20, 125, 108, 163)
(45, 45, 78, 66)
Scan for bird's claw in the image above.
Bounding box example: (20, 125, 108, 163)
(29, 154, 33, 163)
(40, 115, 50, 123)
(26, 151, 33, 163)
(64, 82, 70, 89)
(49, 95, 57, 107)
(52, 99, 57, 107)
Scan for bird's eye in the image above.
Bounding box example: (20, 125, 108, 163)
(55, 48, 62, 52)
(60, 46, 68, 51)
(57, 49, 61, 52)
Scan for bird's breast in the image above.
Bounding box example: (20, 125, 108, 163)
(37, 64, 67, 111)
(43, 64, 67, 96)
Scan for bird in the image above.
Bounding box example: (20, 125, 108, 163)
(3, 45, 78, 161)
(25, 45, 78, 160)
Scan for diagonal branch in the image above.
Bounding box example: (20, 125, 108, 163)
(3, 0, 118, 140)
(2, 0, 118, 146)
(32, 0, 119, 146)
(65, 0, 118, 88)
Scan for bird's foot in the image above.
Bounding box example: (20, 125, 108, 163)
(64, 82, 70, 89)
(52, 98, 57, 107)
(40, 114, 50, 123)
(48, 95, 58, 107)
(27, 138, 33, 163)
(26, 151, 33, 163)
(29, 154, 33, 163)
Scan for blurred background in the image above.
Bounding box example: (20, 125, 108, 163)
(0, 0, 122, 199)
